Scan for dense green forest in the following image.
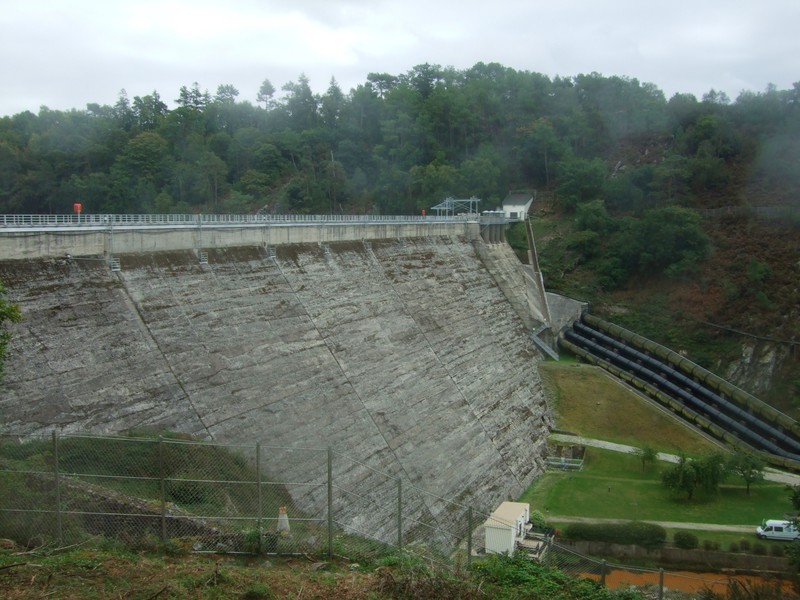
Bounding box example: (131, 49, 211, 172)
(0, 63, 797, 406)
(2, 64, 798, 218)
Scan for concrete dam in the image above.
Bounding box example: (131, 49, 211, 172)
(0, 215, 557, 543)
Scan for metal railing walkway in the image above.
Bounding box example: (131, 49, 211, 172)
(0, 213, 481, 230)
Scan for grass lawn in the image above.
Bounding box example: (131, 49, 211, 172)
(527, 357, 799, 552)
(520, 447, 790, 526)
(539, 361, 721, 456)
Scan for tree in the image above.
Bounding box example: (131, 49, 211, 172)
(702, 89, 730, 105)
(633, 445, 658, 472)
(132, 91, 168, 130)
(118, 131, 171, 185)
(726, 451, 765, 496)
(635, 206, 711, 277)
(555, 156, 606, 211)
(113, 89, 134, 130)
(176, 82, 211, 110)
(256, 79, 276, 109)
(367, 72, 399, 98)
(320, 77, 344, 129)
(214, 84, 240, 105)
(661, 453, 727, 501)
(281, 74, 318, 130)
(516, 117, 563, 186)
(790, 485, 800, 512)
(0, 280, 22, 379)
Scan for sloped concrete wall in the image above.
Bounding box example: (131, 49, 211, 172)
(0, 236, 551, 538)
(474, 242, 550, 329)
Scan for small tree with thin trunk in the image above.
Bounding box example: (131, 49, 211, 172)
(727, 451, 765, 496)
(633, 445, 658, 472)
(257, 78, 276, 110)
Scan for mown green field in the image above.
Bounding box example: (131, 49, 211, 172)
(527, 361, 796, 539)
(539, 361, 720, 455)
(521, 448, 789, 526)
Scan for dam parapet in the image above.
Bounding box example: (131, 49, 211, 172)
(0, 213, 480, 260)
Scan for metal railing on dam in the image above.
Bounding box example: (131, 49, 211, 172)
(0, 213, 478, 230)
(0, 213, 491, 260)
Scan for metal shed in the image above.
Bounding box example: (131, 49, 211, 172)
(483, 501, 530, 556)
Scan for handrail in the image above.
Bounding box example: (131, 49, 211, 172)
(0, 213, 481, 228)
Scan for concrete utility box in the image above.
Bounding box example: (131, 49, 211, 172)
(484, 501, 530, 556)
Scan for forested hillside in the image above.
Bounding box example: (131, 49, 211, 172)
(0, 63, 797, 409)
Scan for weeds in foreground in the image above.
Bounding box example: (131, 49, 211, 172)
(1, 541, 795, 599)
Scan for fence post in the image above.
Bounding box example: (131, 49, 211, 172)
(256, 442, 262, 555)
(52, 431, 63, 544)
(467, 507, 473, 569)
(158, 436, 166, 542)
(658, 568, 664, 600)
(327, 447, 333, 560)
(397, 477, 402, 550)
(600, 559, 606, 586)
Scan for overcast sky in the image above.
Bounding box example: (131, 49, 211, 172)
(1, 0, 798, 117)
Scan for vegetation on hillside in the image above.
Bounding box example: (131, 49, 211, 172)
(0, 546, 662, 600)
(2, 66, 797, 219)
(0, 63, 797, 405)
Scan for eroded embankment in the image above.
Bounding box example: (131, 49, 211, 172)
(0, 237, 551, 538)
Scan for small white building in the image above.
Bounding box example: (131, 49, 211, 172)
(484, 501, 530, 556)
(502, 191, 534, 221)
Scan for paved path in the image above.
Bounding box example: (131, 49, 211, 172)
(550, 433, 800, 486)
(544, 515, 754, 533)
(546, 433, 800, 534)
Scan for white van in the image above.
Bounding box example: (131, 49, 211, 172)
(756, 519, 800, 540)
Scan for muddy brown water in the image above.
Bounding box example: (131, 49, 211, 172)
(581, 568, 796, 596)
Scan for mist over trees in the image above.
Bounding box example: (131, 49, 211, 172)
(2, 65, 798, 217)
(0, 64, 798, 289)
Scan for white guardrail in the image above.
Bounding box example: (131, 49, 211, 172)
(0, 213, 482, 229)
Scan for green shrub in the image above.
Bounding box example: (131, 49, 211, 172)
(753, 543, 767, 555)
(529, 510, 547, 530)
(728, 542, 740, 553)
(702, 540, 720, 551)
(738, 538, 751, 552)
(673, 531, 699, 550)
(770, 544, 785, 557)
(561, 521, 666, 549)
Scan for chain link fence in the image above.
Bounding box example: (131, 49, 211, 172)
(544, 540, 793, 598)
(4, 432, 789, 597)
(0, 432, 490, 566)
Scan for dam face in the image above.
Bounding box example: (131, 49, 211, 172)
(0, 235, 551, 532)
